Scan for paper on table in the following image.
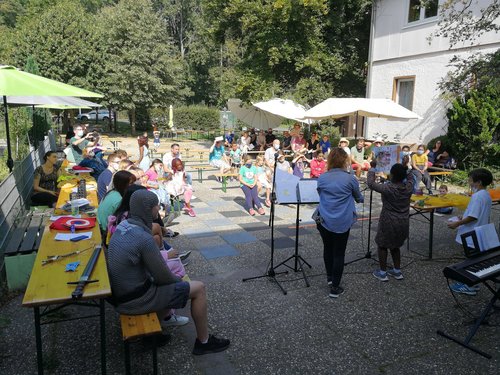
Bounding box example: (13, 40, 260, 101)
(50, 215, 81, 221)
(54, 232, 92, 241)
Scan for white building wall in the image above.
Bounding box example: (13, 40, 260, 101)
(366, 0, 500, 144)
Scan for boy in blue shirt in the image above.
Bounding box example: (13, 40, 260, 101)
(319, 135, 331, 155)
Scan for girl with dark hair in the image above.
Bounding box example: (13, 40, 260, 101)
(367, 162, 414, 282)
(316, 148, 364, 298)
(97, 170, 135, 231)
(32, 151, 60, 207)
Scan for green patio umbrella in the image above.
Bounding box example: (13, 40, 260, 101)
(0, 65, 103, 172)
(34, 104, 92, 110)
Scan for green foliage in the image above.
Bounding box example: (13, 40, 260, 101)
(94, 0, 191, 133)
(446, 85, 500, 169)
(24, 56, 53, 144)
(151, 105, 219, 131)
(11, 0, 99, 90)
(432, 0, 500, 47)
(439, 50, 500, 99)
(204, 0, 371, 106)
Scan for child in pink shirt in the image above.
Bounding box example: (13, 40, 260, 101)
(310, 151, 326, 178)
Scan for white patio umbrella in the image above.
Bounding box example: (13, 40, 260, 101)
(227, 99, 283, 129)
(303, 98, 421, 138)
(253, 98, 312, 124)
(168, 104, 174, 129)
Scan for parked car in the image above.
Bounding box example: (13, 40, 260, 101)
(77, 109, 113, 121)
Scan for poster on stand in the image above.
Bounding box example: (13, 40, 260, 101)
(372, 145, 399, 173)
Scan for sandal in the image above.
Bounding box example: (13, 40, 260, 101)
(248, 208, 256, 216)
(265, 199, 271, 207)
(258, 207, 265, 215)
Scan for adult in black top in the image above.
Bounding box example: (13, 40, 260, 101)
(427, 140, 450, 167)
(307, 132, 320, 160)
(282, 130, 292, 151)
(32, 151, 60, 207)
(265, 128, 276, 148)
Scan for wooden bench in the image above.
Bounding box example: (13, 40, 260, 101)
(189, 164, 215, 182)
(4, 209, 52, 290)
(429, 171, 453, 189)
(0, 132, 56, 290)
(213, 172, 240, 193)
(118, 274, 191, 374)
(120, 313, 162, 375)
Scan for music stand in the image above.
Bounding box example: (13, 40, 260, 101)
(242, 154, 288, 295)
(273, 178, 316, 287)
(344, 186, 377, 265)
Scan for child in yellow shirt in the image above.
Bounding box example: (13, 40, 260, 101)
(411, 144, 433, 194)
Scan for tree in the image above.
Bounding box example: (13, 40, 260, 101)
(11, 0, 100, 91)
(438, 49, 500, 98)
(432, 0, 500, 47)
(95, 0, 190, 134)
(153, 0, 202, 59)
(203, 0, 371, 106)
(446, 85, 500, 168)
(24, 56, 53, 144)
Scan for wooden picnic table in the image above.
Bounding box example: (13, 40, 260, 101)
(22, 185, 110, 375)
(409, 193, 499, 259)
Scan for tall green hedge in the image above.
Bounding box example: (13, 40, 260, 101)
(150, 105, 220, 131)
(446, 85, 500, 169)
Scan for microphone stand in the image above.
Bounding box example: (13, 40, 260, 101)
(242, 152, 288, 294)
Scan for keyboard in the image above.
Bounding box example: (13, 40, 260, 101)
(443, 248, 500, 286)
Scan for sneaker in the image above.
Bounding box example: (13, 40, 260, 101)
(188, 208, 196, 217)
(450, 282, 477, 296)
(164, 229, 179, 238)
(181, 259, 190, 266)
(161, 314, 189, 328)
(327, 277, 332, 286)
(248, 208, 256, 216)
(192, 334, 230, 355)
(329, 286, 344, 298)
(257, 207, 265, 215)
(387, 268, 404, 280)
(179, 250, 191, 262)
(428, 189, 434, 195)
(373, 270, 389, 282)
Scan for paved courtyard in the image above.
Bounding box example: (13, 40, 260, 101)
(0, 139, 499, 374)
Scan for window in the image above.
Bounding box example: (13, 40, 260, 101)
(407, 0, 438, 23)
(393, 77, 415, 111)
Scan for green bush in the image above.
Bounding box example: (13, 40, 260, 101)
(446, 85, 500, 169)
(150, 105, 220, 131)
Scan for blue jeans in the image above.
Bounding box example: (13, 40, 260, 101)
(241, 185, 262, 210)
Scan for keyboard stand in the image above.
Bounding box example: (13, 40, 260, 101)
(437, 280, 500, 359)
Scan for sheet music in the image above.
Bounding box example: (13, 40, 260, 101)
(297, 179, 319, 203)
(274, 169, 300, 204)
